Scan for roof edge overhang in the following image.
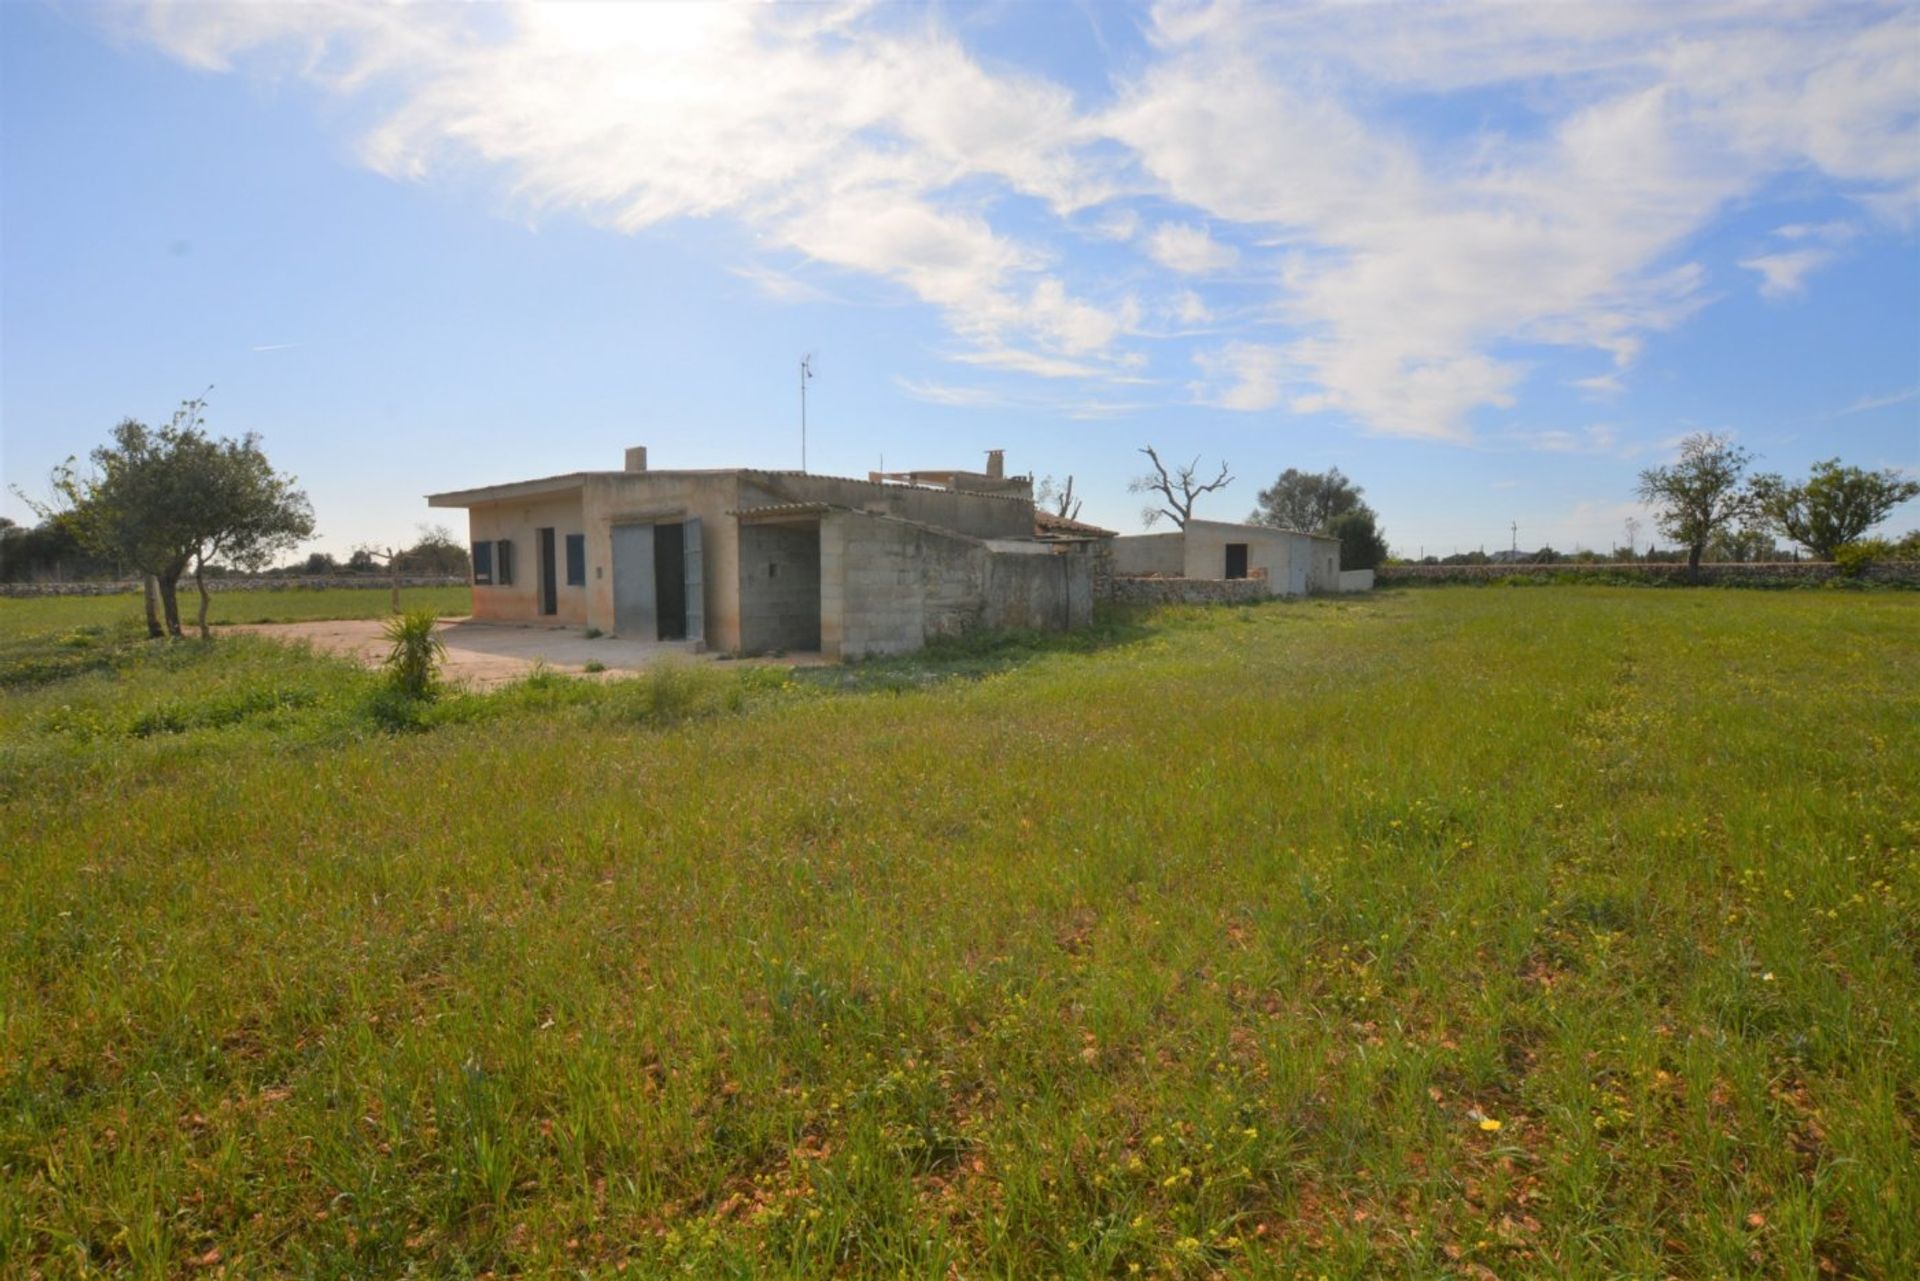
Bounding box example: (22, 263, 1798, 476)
(426, 473, 594, 507)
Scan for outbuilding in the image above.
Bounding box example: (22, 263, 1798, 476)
(1110, 518, 1348, 595)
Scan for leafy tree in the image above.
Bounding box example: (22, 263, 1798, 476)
(303, 551, 339, 575)
(394, 524, 472, 576)
(1249, 467, 1368, 532)
(1130, 446, 1232, 528)
(1326, 508, 1389, 571)
(1751, 459, 1920, 560)
(1634, 433, 1759, 577)
(1708, 523, 1779, 563)
(38, 397, 314, 637)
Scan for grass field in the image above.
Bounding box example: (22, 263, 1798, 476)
(2, 588, 1915, 1278)
(0, 585, 473, 636)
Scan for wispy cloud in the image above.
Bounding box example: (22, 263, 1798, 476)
(1835, 386, 1920, 416)
(250, 342, 301, 352)
(120, 1, 1920, 438)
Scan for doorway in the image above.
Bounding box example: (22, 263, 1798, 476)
(537, 528, 558, 616)
(610, 518, 705, 644)
(653, 522, 686, 641)
(1225, 543, 1249, 580)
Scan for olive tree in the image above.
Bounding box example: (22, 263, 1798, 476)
(1751, 459, 1920, 560)
(1249, 467, 1369, 532)
(1635, 433, 1759, 577)
(41, 397, 314, 637)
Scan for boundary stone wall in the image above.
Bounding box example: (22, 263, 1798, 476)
(1376, 561, 1918, 588)
(1, 575, 470, 599)
(1102, 576, 1270, 606)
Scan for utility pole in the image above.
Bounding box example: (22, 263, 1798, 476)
(799, 354, 814, 473)
(1511, 520, 1518, 557)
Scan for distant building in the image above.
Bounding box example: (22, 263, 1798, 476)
(426, 447, 1096, 659)
(1110, 518, 1353, 595)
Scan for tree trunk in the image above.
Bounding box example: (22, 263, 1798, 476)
(390, 557, 401, 615)
(1687, 542, 1704, 581)
(158, 559, 187, 636)
(142, 574, 164, 639)
(194, 560, 212, 640)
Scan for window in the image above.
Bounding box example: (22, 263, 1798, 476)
(472, 541, 494, 585)
(565, 534, 586, 586)
(495, 539, 514, 586)
(1225, 543, 1249, 580)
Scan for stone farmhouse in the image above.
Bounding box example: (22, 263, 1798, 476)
(427, 448, 1101, 660)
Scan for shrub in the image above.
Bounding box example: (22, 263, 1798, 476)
(1833, 539, 1893, 578)
(381, 608, 446, 699)
(583, 660, 606, 673)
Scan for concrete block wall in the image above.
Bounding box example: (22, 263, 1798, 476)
(1110, 533, 1184, 576)
(1337, 569, 1375, 593)
(738, 523, 823, 653)
(983, 546, 1093, 632)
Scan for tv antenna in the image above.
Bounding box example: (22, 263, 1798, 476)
(799, 354, 814, 473)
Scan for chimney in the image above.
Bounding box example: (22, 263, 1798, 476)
(625, 446, 648, 473)
(985, 449, 1005, 479)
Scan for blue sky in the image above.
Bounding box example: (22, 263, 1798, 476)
(3, 0, 1916, 558)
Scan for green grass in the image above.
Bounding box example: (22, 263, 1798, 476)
(1, 588, 1915, 1278)
(0, 584, 472, 634)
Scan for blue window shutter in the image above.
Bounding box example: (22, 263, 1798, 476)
(472, 541, 493, 585)
(565, 534, 586, 586)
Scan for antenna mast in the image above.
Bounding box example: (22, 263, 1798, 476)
(799, 354, 814, 473)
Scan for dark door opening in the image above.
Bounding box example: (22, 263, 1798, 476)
(537, 528, 558, 615)
(1225, 543, 1249, 580)
(653, 521, 687, 640)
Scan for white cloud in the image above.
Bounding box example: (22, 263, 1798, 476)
(1146, 222, 1239, 274)
(1191, 343, 1293, 411)
(1573, 373, 1625, 397)
(1740, 249, 1833, 300)
(118, 0, 1920, 436)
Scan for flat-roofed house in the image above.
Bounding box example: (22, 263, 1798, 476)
(1110, 518, 1347, 595)
(426, 447, 1095, 659)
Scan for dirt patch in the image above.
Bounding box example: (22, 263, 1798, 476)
(227, 617, 816, 690)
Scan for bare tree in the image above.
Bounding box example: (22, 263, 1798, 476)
(1035, 474, 1083, 520)
(1129, 446, 1232, 529)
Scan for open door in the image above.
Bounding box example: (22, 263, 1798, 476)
(683, 516, 704, 646)
(537, 528, 558, 615)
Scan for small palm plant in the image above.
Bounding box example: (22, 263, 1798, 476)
(381, 608, 446, 699)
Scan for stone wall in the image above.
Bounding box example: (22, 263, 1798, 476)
(1101, 576, 1271, 606)
(1377, 561, 1919, 587)
(0, 575, 469, 599)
